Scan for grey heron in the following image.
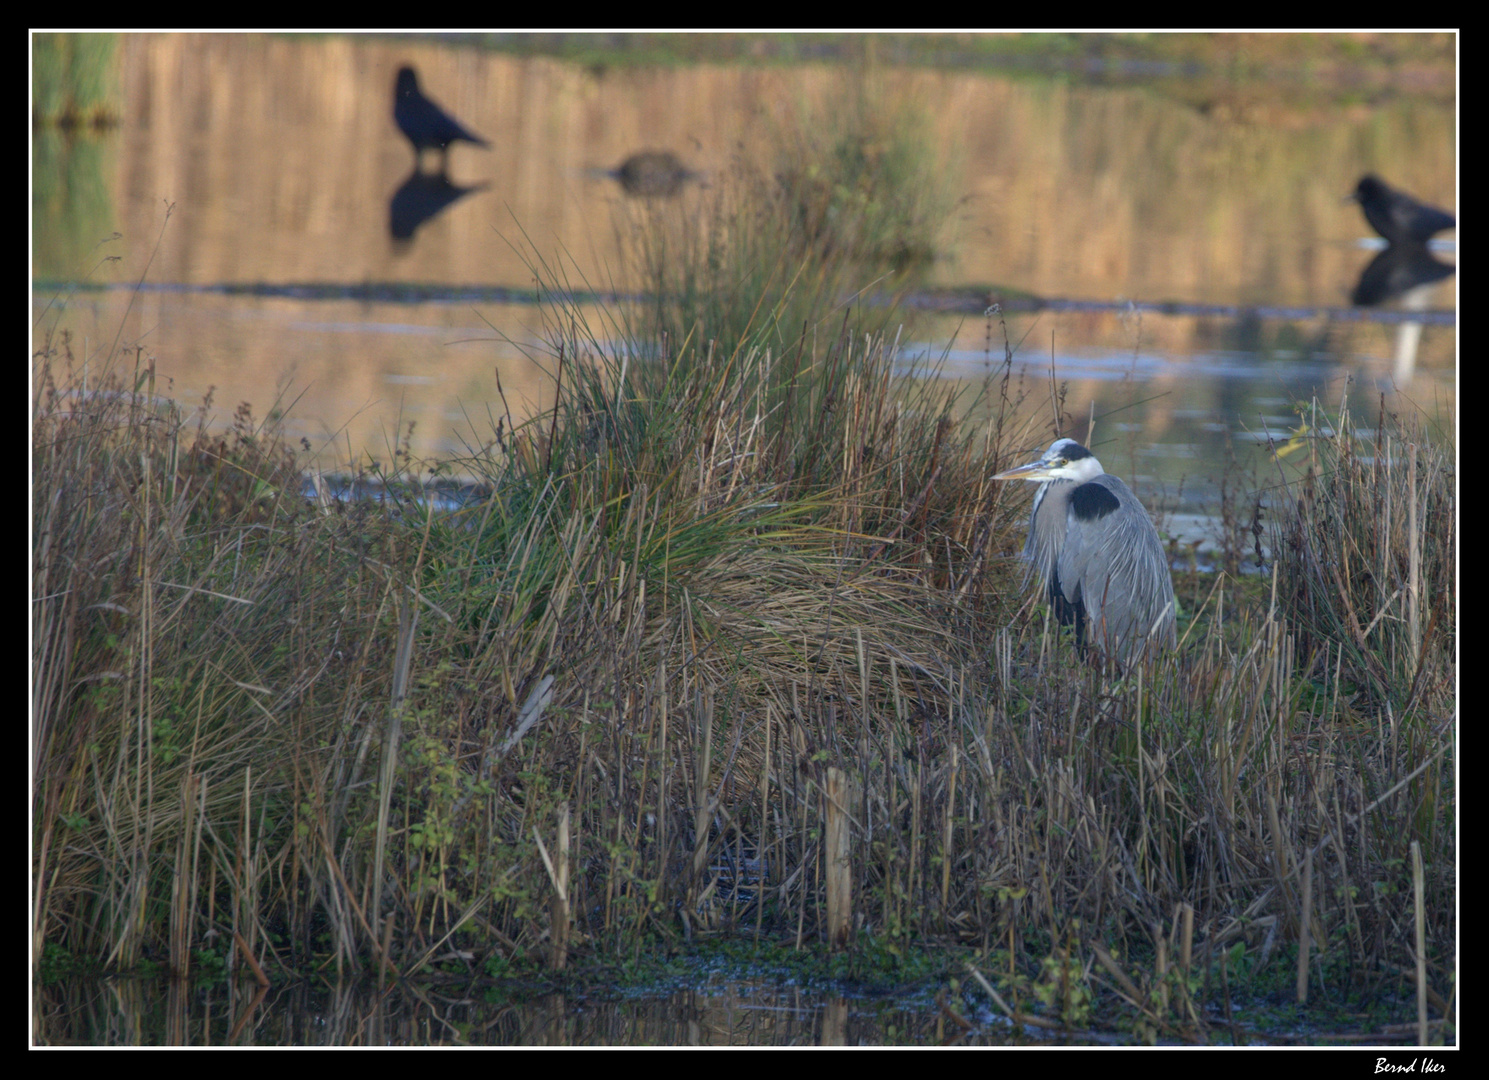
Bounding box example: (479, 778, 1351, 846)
(394, 66, 489, 167)
(993, 438, 1176, 661)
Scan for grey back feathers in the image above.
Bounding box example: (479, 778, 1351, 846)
(996, 438, 1176, 662)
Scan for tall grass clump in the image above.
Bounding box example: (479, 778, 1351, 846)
(769, 85, 959, 281)
(1271, 396, 1454, 716)
(33, 340, 407, 975)
(366, 288, 1033, 965)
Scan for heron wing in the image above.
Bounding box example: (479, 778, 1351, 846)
(1058, 475, 1176, 657)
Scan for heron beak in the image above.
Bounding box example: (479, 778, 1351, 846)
(991, 460, 1058, 482)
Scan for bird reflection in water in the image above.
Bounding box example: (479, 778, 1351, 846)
(1346, 174, 1455, 383)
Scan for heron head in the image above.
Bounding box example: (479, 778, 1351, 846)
(992, 438, 1105, 484)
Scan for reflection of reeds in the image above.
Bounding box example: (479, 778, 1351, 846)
(32, 33, 119, 128)
(768, 86, 959, 279)
(34, 269, 1453, 1041)
(619, 81, 961, 359)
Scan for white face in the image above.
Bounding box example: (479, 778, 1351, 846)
(992, 439, 1104, 483)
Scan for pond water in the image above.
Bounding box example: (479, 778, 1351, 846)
(38, 970, 1389, 1047)
(35, 965, 1443, 1046)
(37, 973, 1047, 1046)
(33, 34, 1455, 505)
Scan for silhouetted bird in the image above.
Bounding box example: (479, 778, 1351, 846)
(1348, 175, 1456, 307)
(608, 150, 697, 198)
(1350, 174, 1455, 245)
(394, 66, 488, 165)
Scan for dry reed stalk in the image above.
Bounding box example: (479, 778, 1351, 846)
(1408, 443, 1420, 667)
(941, 743, 957, 923)
(371, 600, 418, 966)
(1179, 902, 1195, 1024)
(909, 766, 922, 922)
(757, 703, 773, 943)
(654, 663, 668, 905)
(168, 768, 199, 977)
(691, 689, 714, 884)
(379, 914, 396, 988)
(1412, 840, 1427, 1045)
(966, 961, 1060, 1032)
(1297, 845, 1313, 1003)
(535, 801, 571, 971)
(315, 827, 386, 977)
(1155, 926, 1170, 1017)
(231, 766, 250, 977)
(233, 930, 269, 988)
(824, 766, 851, 949)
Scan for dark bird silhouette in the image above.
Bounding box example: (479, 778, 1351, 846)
(607, 150, 697, 198)
(394, 66, 488, 165)
(1348, 175, 1456, 307)
(1350, 174, 1455, 245)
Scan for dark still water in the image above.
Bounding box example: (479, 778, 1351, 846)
(37, 972, 1056, 1046)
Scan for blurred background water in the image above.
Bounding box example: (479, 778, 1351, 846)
(33, 32, 1456, 561)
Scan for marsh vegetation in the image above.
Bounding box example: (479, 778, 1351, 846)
(32, 81, 1454, 1045)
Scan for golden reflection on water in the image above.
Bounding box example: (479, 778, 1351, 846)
(32, 34, 1455, 470)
